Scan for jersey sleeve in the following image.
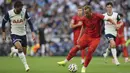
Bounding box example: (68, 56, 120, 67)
(2, 12, 10, 32)
(96, 13, 105, 20)
(25, 11, 31, 20)
(3, 13, 9, 21)
(117, 14, 121, 22)
(71, 16, 76, 23)
(25, 11, 34, 32)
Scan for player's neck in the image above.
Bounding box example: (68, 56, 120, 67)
(86, 13, 92, 19)
(14, 9, 20, 14)
(107, 12, 113, 16)
(77, 14, 82, 17)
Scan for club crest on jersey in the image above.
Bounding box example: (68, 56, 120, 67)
(13, 19, 24, 23)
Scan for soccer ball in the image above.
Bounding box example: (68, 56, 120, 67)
(68, 64, 78, 73)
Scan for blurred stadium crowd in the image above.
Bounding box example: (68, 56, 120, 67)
(0, 0, 130, 56)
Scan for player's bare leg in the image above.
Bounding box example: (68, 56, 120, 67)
(110, 40, 120, 65)
(122, 44, 130, 62)
(81, 49, 86, 64)
(14, 41, 30, 72)
(103, 46, 110, 63)
(23, 47, 27, 55)
(57, 45, 80, 66)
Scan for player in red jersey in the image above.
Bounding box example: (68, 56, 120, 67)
(57, 5, 120, 73)
(116, 13, 130, 62)
(70, 6, 86, 64)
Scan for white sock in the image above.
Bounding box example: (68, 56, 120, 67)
(13, 49, 18, 53)
(82, 66, 86, 68)
(105, 48, 110, 56)
(18, 52, 28, 66)
(81, 59, 85, 63)
(125, 57, 128, 60)
(11, 47, 18, 53)
(111, 48, 119, 63)
(64, 59, 68, 63)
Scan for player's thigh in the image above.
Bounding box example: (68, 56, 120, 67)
(105, 34, 116, 47)
(88, 38, 100, 53)
(14, 41, 23, 51)
(121, 37, 126, 47)
(110, 39, 116, 48)
(11, 34, 23, 50)
(116, 37, 121, 46)
(78, 34, 90, 49)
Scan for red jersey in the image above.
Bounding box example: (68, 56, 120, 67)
(81, 13, 104, 38)
(117, 22, 125, 37)
(72, 15, 82, 43)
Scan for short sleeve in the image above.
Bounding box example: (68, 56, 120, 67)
(71, 16, 76, 24)
(72, 16, 76, 20)
(117, 14, 121, 22)
(25, 11, 31, 20)
(3, 12, 10, 21)
(96, 13, 105, 20)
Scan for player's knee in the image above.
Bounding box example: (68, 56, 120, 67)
(110, 41, 116, 48)
(110, 43, 116, 48)
(88, 47, 95, 54)
(76, 45, 81, 49)
(15, 41, 23, 49)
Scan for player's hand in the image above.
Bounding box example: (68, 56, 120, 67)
(115, 24, 120, 30)
(77, 21, 82, 26)
(2, 32, 6, 42)
(77, 39, 80, 44)
(32, 32, 36, 41)
(116, 22, 123, 29)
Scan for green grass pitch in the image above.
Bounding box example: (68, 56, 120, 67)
(0, 56, 130, 73)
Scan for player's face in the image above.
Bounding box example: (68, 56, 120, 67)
(106, 5, 112, 13)
(15, 6, 23, 14)
(77, 9, 82, 16)
(84, 8, 91, 18)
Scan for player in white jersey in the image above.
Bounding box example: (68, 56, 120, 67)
(2, 1, 35, 72)
(103, 2, 123, 65)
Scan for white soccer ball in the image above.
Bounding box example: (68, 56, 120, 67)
(68, 64, 78, 73)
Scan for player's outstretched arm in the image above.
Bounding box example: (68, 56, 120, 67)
(2, 13, 9, 42)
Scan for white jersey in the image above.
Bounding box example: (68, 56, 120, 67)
(8, 8, 27, 36)
(103, 12, 119, 37)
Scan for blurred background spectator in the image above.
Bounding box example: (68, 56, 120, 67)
(0, 0, 130, 56)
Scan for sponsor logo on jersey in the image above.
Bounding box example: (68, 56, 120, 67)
(12, 19, 24, 23)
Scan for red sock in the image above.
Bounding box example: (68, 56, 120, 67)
(66, 46, 79, 61)
(81, 49, 86, 59)
(123, 46, 129, 57)
(84, 51, 92, 67)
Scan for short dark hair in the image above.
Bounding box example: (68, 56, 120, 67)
(14, 1, 23, 8)
(77, 6, 82, 9)
(106, 2, 113, 7)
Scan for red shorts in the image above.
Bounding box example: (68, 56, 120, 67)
(77, 34, 100, 50)
(116, 36, 126, 46)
